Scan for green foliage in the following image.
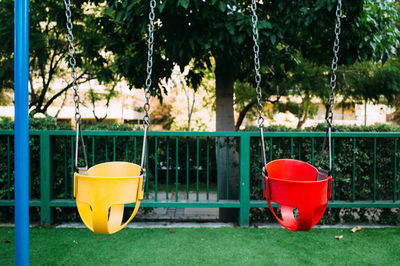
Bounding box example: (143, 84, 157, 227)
(359, 0, 400, 62)
(0, 118, 140, 204)
(150, 104, 175, 130)
(310, 123, 400, 132)
(0, 0, 13, 90)
(1, 122, 399, 223)
(0, 0, 118, 115)
(83, 122, 137, 131)
(84, 84, 120, 122)
(335, 59, 400, 105)
(247, 123, 400, 224)
(99, 0, 399, 102)
(0, 116, 72, 130)
(0, 117, 13, 129)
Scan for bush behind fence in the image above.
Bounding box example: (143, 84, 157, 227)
(0, 117, 399, 224)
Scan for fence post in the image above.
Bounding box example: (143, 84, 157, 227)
(40, 132, 53, 224)
(239, 134, 250, 226)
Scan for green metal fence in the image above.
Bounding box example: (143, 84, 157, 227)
(0, 130, 399, 226)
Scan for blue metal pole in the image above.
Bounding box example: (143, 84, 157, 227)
(14, 0, 29, 264)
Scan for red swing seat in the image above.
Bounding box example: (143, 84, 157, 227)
(263, 159, 332, 231)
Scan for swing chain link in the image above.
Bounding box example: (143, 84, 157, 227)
(64, 0, 88, 172)
(143, 0, 156, 129)
(318, 0, 342, 175)
(326, 0, 342, 127)
(251, 0, 267, 170)
(140, 0, 157, 178)
(64, 0, 81, 123)
(251, 0, 264, 129)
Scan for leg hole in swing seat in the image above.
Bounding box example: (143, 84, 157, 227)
(123, 206, 132, 223)
(274, 205, 297, 221)
(292, 207, 299, 221)
(279, 205, 298, 225)
(274, 206, 282, 220)
(118, 204, 141, 225)
(121, 205, 139, 222)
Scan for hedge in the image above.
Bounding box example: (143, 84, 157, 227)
(0, 117, 399, 224)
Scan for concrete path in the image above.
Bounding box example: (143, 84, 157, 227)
(0, 222, 396, 229)
(55, 222, 396, 229)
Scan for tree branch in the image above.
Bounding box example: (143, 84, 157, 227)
(41, 72, 92, 113)
(29, 74, 36, 103)
(54, 90, 68, 119)
(235, 100, 256, 131)
(36, 63, 48, 111)
(235, 94, 282, 131)
(44, 48, 60, 90)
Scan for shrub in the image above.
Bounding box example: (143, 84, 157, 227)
(1, 119, 399, 224)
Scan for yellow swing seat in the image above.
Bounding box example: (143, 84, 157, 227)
(74, 161, 143, 234)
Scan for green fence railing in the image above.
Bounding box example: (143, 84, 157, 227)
(0, 130, 399, 226)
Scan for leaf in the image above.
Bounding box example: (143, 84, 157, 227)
(335, 235, 343, 240)
(270, 34, 277, 45)
(218, 2, 226, 13)
(226, 22, 235, 35)
(351, 226, 362, 233)
(178, 0, 190, 10)
(115, 11, 123, 22)
(189, 39, 195, 53)
(158, 2, 166, 13)
(258, 20, 273, 30)
(236, 34, 245, 45)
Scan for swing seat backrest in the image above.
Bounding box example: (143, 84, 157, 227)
(264, 159, 332, 231)
(74, 161, 143, 234)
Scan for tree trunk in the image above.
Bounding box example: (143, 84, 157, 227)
(297, 100, 309, 129)
(296, 111, 308, 129)
(364, 100, 367, 126)
(215, 58, 239, 222)
(185, 86, 196, 131)
(235, 100, 256, 130)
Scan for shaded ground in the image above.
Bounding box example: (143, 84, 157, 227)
(1, 227, 399, 265)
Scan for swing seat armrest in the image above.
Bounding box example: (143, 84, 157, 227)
(317, 168, 330, 181)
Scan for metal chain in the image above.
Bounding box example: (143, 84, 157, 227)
(318, 0, 342, 174)
(251, 0, 267, 169)
(251, 0, 342, 174)
(326, 0, 342, 127)
(64, 0, 88, 172)
(251, 0, 264, 128)
(64, 0, 81, 123)
(140, 0, 157, 178)
(143, 0, 156, 128)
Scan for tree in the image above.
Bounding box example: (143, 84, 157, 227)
(84, 81, 119, 122)
(150, 103, 175, 130)
(169, 65, 198, 131)
(339, 58, 400, 123)
(234, 81, 282, 130)
(97, 0, 399, 221)
(0, 0, 115, 115)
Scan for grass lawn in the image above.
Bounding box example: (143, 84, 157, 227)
(1, 226, 399, 265)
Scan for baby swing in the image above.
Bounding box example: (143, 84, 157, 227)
(63, 0, 157, 234)
(251, 0, 342, 231)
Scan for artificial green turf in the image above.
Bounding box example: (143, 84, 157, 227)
(1, 226, 399, 265)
